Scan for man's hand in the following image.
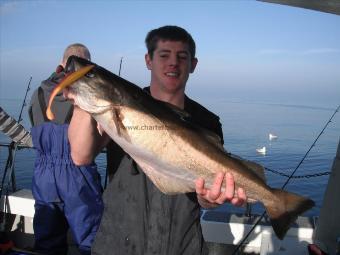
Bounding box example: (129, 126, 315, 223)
(195, 172, 247, 208)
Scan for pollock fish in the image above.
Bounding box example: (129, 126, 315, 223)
(47, 56, 314, 239)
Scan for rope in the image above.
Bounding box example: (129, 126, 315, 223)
(232, 104, 340, 255)
(264, 166, 330, 179)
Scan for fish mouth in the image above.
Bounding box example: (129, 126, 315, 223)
(46, 65, 95, 120)
(73, 95, 113, 115)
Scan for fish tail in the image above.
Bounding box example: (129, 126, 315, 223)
(264, 189, 315, 239)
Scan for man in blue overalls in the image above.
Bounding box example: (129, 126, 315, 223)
(28, 43, 103, 255)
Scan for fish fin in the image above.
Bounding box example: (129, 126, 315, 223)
(265, 189, 314, 239)
(200, 129, 225, 151)
(112, 108, 130, 142)
(242, 160, 266, 182)
(135, 159, 194, 194)
(229, 154, 266, 182)
(112, 108, 121, 136)
(164, 102, 191, 119)
(162, 101, 225, 150)
(165, 104, 225, 151)
(144, 97, 226, 152)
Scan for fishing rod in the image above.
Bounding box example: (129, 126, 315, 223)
(0, 76, 32, 197)
(232, 104, 340, 255)
(18, 77, 32, 124)
(118, 57, 123, 77)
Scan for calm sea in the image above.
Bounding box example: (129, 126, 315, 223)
(0, 97, 339, 216)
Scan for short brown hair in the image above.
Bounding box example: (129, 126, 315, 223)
(145, 26, 196, 59)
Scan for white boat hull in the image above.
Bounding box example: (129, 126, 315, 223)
(1, 189, 315, 254)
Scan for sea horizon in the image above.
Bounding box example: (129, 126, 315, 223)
(1, 96, 339, 217)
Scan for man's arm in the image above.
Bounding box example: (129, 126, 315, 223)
(68, 106, 110, 165)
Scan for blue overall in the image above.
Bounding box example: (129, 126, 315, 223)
(31, 122, 103, 255)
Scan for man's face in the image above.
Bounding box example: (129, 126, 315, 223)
(145, 40, 198, 94)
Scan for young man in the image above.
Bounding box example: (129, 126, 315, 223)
(67, 26, 246, 255)
(28, 43, 103, 255)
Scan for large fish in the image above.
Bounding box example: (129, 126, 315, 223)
(47, 56, 314, 239)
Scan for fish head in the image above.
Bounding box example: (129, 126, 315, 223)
(62, 55, 126, 115)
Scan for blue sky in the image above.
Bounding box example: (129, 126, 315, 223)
(1, 0, 340, 107)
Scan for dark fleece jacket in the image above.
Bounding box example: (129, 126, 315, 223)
(28, 69, 73, 126)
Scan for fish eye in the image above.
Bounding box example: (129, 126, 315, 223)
(86, 72, 95, 78)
